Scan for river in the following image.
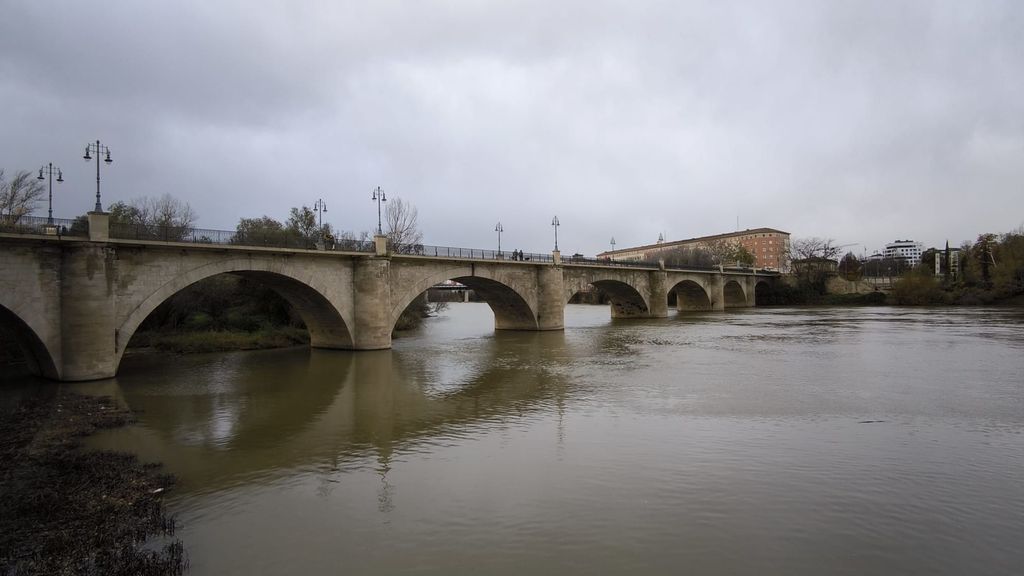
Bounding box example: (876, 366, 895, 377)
(72, 304, 1024, 575)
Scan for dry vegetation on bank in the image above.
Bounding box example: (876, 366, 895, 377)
(0, 389, 185, 575)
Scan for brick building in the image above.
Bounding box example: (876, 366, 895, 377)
(597, 228, 791, 271)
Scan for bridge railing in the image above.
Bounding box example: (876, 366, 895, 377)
(109, 222, 375, 253)
(0, 215, 87, 237)
(410, 244, 554, 263)
(562, 254, 663, 268)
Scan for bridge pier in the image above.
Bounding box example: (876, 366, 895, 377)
(710, 274, 726, 311)
(352, 258, 393, 350)
(648, 270, 669, 318)
(535, 266, 565, 330)
(61, 245, 119, 381)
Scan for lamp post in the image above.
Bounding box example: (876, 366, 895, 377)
(495, 222, 504, 255)
(610, 237, 616, 251)
(313, 198, 327, 231)
(372, 186, 386, 235)
(313, 198, 328, 248)
(37, 163, 64, 225)
(83, 140, 112, 212)
(551, 215, 560, 251)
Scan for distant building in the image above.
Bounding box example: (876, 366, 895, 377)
(883, 240, 925, 267)
(933, 245, 961, 279)
(596, 228, 791, 271)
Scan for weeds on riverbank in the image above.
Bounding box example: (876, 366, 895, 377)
(0, 390, 186, 575)
(129, 326, 309, 353)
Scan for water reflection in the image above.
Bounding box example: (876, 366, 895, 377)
(91, 327, 575, 498)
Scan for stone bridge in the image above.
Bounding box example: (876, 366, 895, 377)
(0, 217, 777, 381)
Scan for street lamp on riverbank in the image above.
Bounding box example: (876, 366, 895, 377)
(552, 216, 560, 251)
(83, 140, 112, 213)
(372, 186, 386, 235)
(37, 163, 63, 225)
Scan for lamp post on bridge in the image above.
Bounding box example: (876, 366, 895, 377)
(551, 215, 560, 251)
(372, 186, 387, 235)
(37, 163, 64, 225)
(495, 221, 503, 256)
(610, 237, 616, 252)
(83, 140, 112, 213)
(313, 198, 328, 248)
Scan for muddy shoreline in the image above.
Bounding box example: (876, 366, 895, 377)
(0, 388, 186, 575)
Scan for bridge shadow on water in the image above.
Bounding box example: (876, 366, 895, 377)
(77, 330, 575, 498)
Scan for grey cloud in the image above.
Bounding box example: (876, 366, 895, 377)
(2, 0, 1022, 255)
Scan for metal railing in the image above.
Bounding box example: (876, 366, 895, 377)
(0, 215, 87, 237)
(408, 244, 554, 262)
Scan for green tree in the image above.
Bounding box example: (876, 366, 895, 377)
(839, 252, 862, 280)
(919, 248, 939, 276)
(974, 233, 997, 288)
(234, 216, 287, 246)
(286, 206, 320, 248)
(892, 268, 947, 305)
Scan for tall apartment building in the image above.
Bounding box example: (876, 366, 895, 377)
(597, 228, 791, 271)
(883, 240, 925, 267)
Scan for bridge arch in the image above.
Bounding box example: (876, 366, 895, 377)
(672, 279, 712, 311)
(566, 279, 650, 318)
(0, 304, 59, 379)
(723, 280, 747, 308)
(116, 258, 355, 370)
(390, 265, 539, 332)
(754, 280, 774, 305)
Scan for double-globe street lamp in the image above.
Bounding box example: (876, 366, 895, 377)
(313, 198, 328, 245)
(83, 140, 112, 212)
(36, 163, 64, 225)
(372, 186, 387, 235)
(495, 222, 504, 255)
(610, 237, 616, 251)
(551, 215, 560, 251)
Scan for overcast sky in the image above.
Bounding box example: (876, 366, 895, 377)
(2, 1, 1021, 255)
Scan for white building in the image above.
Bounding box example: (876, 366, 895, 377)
(883, 240, 925, 267)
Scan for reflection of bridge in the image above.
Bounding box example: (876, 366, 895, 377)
(0, 214, 777, 381)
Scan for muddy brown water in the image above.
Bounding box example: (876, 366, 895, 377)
(31, 304, 1024, 575)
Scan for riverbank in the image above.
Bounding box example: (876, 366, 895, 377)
(129, 326, 309, 354)
(0, 388, 185, 575)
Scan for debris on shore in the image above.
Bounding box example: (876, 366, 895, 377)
(0, 389, 186, 575)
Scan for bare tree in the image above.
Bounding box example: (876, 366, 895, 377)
(0, 169, 45, 223)
(109, 194, 197, 240)
(700, 239, 735, 269)
(661, 245, 716, 268)
(385, 197, 423, 254)
(790, 237, 841, 288)
(336, 230, 371, 251)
